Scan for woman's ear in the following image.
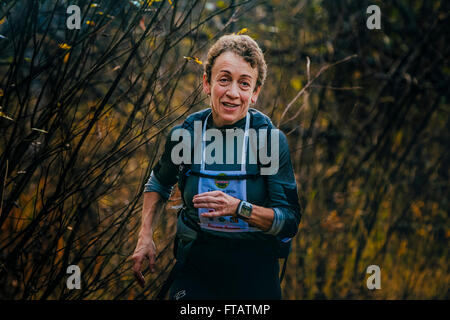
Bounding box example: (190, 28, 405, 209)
(203, 73, 210, 96)
(251, 85, 261, 104)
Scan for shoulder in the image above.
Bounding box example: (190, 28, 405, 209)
(249, 108, 275, 129)
(248, 108, 288, 145)
(181, 108, 211, 130)
(165, 108, 211, 138)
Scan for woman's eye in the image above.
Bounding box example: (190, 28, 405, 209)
(241, 81, 250, 87)
(219, 78, 229, 83)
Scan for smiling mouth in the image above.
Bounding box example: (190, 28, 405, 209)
(221, 102, 240, 109)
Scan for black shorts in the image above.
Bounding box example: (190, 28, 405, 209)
(169, 235, 282, 300)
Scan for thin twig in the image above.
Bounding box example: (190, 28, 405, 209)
(278, 54, 358, 126)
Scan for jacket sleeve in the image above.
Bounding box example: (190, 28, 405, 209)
(263, 129, 302, 238)
(143, 125, 183, 200)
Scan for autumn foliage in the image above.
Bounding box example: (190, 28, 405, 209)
(0, 0, 448, 299)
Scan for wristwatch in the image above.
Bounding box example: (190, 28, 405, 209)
(236, 200, 253, 219)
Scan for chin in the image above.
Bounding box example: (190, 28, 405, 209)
(219, 113, 241, 126)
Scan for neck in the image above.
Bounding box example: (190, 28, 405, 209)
(211, 112, 247, 129)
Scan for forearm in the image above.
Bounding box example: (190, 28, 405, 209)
(242, 204, 299, 237)
(139, 191, 166, 239)
(244, 204, 275, 232)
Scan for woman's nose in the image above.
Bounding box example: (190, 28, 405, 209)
(226, 82, 239, 98)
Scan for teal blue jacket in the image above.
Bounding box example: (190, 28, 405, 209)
(144, 108, 301, 241)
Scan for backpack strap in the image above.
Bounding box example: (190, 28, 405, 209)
(280, 257, 289, 283)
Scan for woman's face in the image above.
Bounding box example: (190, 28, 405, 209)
(203, 51, 261, 127)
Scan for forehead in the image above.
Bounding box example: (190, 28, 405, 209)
(212, 51, 258, 79)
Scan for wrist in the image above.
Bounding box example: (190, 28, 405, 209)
(138, 228, 153, 240)
(234, 200, 243, 217)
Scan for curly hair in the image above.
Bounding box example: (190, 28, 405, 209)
(204, 34, 267, 90)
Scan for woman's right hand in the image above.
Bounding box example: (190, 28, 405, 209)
(131, 236, 156, 288)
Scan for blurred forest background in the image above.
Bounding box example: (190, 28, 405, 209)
(0, 0, 448, 299)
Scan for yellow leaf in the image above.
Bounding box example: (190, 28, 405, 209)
(63, 52, 70, 63)
(90, 3, 99, 7)
(394, 130, 403, 148)
(237, 28, 248, 35)
(417, 228, 427, 237)
(143, 0, 158, 6)
(86, 20, 95, 26)
(59, 43, 71, 50)
(97, 11, 104, 15)
(320, 117, 329, 127)
(217, 1, 227, 9)
(398, 240, 408, 255)
(0, 89, 3, 97)
(290, 77, 303, 91)
(0, 17, 5, 25)
(148, 37, 156, 48)
(411, 202, 421, 218)
(24, 57, 31, 62)
(184, 56, 203, 65)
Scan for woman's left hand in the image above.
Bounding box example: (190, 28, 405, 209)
(193, 191, 240, 217)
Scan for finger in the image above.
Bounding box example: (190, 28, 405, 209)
(193, 196, 218, 205)
(194, 202, 218, 209)
(193, 196, 220, 204)
(196, 191, 226, 200)
(133, 271, 145, 288)
(132, 259, 146, 288)
(193, 193, 214, 200)
(149, 253, 156, 273)
(194, 190, 222, 198)
(132, 258, 142, 274)
(201, 211, 224, 218)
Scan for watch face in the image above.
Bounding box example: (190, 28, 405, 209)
(240, 202, 252, 218)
